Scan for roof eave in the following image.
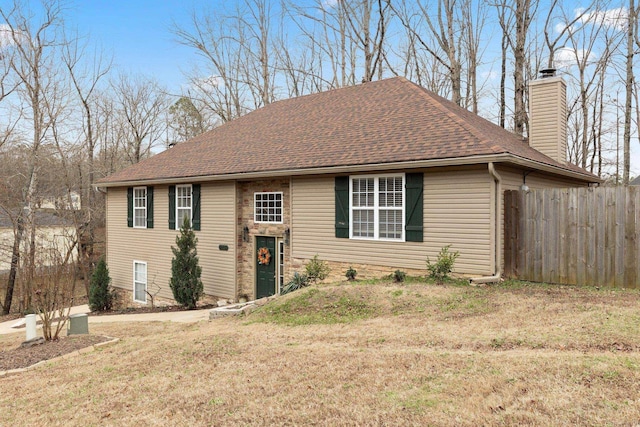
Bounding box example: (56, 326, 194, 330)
(96, 153, 600, 188)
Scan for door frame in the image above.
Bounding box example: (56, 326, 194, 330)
(255, 235, 283, 298)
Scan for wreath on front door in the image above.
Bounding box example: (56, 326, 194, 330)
(257, 247, 271, 265)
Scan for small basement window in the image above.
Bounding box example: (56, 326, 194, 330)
(133, 261, 147, 304)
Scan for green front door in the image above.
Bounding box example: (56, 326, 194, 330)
(256, 236, 276, 299)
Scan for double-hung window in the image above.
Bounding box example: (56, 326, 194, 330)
(133, 187, 147, 228)
(168, 184, 200, 230)
(254, 192, 283, 223)
(127, 186, 153, 228)
(350, 175, 404, 241)
(176, 184, 192, 227)
(133, 261, 147, 304)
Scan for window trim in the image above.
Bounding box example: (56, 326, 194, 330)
(349, 174, 405, 242)
(278, 239, 285, 292)
(254, 191, 284, 224)
(133, 260, 147, 304)
(175, 184, 193, 228)
(132, 186, 147, 229)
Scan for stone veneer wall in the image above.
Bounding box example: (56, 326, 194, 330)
(237, 179, 291, 300)
(290, 258, 429, 283)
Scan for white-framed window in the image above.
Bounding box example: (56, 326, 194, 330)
(133, 261, 147, 304)
(350, 174, 404, 241)
(278, 240, 285, 291)
(133, 187, 147, 228)
(254, 192, 283, 223)
(176, 184, 192, 227)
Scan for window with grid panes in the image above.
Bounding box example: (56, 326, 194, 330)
(133, 261, 147, 303)
(350, 175, 404, 241)
(133, 187, 147, 228)
(254, 192, 283, 223)
(176, 184, 192, 227)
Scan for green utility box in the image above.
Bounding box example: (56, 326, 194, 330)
(67, 313, 89, 335)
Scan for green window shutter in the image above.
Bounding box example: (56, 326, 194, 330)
(146, 186, 154, 229)
(127, 187, 133, 228)
(405, 173, 424, 242)
(335, 176, 349, 238)
(168, 185, 176, 230)
(192, 184, 201, 231)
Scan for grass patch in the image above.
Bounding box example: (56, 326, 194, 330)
(431, 289, 492, 317)
(3, 279, 640, 426)
(249, 287, 376, 325)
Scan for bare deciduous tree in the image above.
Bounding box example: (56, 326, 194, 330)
(62, 34, 111, 293)
(1, 0, 68, 314)
(622, 0, 638, 184)
(112, 73, 168, 165)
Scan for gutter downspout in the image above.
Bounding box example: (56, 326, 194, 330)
(470, 162, 502, 284)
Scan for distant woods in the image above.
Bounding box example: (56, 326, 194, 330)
(174, 0, 639, 182)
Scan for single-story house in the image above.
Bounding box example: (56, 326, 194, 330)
(97, 75, 599, 304)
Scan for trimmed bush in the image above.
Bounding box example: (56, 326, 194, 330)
(426, 245, 460, 285)
(169, 216, 203, 309)
(89, 258, 115, 312)
(345, 266, 357, 281)
(392, 270, 406, 283)
(305, 255, 330, 284)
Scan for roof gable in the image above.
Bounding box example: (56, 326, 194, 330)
(99, 77, 596, 185)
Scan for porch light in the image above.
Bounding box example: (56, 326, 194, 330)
(521, 171, 531, 192)
(243, 226, 250, 243)
(284, 228, 290, 246)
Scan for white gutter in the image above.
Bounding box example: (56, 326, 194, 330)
(95, 153, 598, 189)
(470, 162, 502, 284)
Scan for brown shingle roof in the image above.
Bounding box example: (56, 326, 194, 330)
(99, 77, 596, 185)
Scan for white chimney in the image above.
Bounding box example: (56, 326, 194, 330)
(529, 69, 567, 164)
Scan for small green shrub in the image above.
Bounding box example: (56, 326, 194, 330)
(89, 258, 115, 312)
(305, 255, 330, 284)
(392, 270, 406, 283)
(426, 245, 460, 285)
(281, 272, 310, 295)
(345, 266, 357, 281)
(170, 216, 203, 309)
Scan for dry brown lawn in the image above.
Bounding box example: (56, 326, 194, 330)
(1, 280, 639, 426)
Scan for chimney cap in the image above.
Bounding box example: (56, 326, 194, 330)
(539, 68, 557, 78)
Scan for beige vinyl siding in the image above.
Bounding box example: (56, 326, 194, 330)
(291, 167, 493, 276)
(499, 166, 588, 192)
(106, 182, 237, 301)
(529, 77, 567, 164)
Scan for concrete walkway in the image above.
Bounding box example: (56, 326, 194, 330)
(0, 304, 212, 336)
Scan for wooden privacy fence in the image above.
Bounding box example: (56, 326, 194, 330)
(504, 186, 640, 288)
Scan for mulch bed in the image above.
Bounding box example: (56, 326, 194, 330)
(88, 303, 215, 316)
(0, 335, 112, 371)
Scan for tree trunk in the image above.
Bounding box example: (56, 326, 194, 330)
(622, 0, 635, 184)
(2, 214, 24, 314)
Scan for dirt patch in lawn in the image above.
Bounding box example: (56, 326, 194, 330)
(0, 335, 112, 371)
